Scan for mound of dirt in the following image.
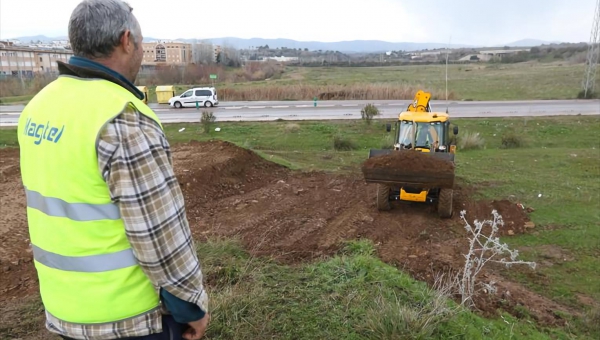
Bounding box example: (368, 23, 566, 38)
(362, 150, 455, 173)
(361, 151, 455, 188)
(173, 140, 290, 210)
(456, 195, 531, 236)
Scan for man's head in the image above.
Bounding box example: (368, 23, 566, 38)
(69, 0, 143, 82)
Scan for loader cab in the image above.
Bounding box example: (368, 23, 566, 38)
(387, 111, 457, 152)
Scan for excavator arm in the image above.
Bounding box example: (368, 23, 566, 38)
(406, 90, 432, 112)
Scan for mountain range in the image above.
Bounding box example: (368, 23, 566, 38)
(4, 35, 563, 52)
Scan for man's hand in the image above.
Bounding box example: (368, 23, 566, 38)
(183, 314, 210, 340)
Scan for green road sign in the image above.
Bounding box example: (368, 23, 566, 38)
(210, 74, 217, 79)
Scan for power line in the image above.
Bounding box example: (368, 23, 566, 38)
(582, 0, 600, 98)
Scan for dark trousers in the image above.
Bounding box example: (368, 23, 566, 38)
(60, 315, 187, 340)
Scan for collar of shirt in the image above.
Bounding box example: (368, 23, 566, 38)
(59, 56, 145, 101)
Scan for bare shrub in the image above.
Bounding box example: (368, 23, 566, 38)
(458, 131, 485, 150)
(501, 132, 526, 149)
(333, 135, 358, 151)
(458, 210, 536, 308)
(360, 103, 380, 124)
(200, 111, 216, 133)
(284, 123, 300, 133)
(251, 70, 266, 81)
(0, 74, 55, 97)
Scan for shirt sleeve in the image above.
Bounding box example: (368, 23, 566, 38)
(96, 104, 208, 319)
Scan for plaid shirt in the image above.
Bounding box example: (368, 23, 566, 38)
(45, 104, 208, 339)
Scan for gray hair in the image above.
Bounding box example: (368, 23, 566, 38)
(68, 0, 141, 59)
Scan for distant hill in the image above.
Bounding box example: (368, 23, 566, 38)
(7, 35, 568, 52)
(504, 39, 562, 47)
(3, 35, 69, 43)
(169, 37, 472, 52)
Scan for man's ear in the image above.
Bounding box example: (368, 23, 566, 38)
(121, 30, 134, 53)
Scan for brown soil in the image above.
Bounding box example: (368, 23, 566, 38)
(361, 150, 456, 188)
(362, 150, 455, 173)
(0, 141, 580, 328)
(0, 148, 38, 304)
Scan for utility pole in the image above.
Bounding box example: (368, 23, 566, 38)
(582, 0, 600, 98)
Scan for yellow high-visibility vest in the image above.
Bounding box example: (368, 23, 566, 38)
(17, 75, 161, 324)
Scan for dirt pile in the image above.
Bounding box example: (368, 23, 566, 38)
(362, 150, 455, 173)
(173, 140, 290, 210)
(361, 150, 455, 188)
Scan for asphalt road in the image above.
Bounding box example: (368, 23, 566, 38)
(1, 99, 598, 126)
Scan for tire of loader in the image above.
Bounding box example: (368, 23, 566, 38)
(437, 188, 453, 218)
(376, 184, 391, 211)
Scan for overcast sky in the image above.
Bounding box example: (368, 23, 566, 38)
(0, 0, 596, 46)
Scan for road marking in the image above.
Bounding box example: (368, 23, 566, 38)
(319, 105, 334, 107)
(224, 107, 242, 110)
(247, 106, 266, 109)
(0, 112, 21, 115)
(342, 104, 358, 107)
(388, 103, 404, 106)
(153, 109, 171, 112)
(295, 105, 311, 107)
(272, 105, 289, 108)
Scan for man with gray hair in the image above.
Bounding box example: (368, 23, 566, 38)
(17, 0, 209, 339)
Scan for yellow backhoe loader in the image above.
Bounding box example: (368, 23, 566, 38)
(362, 90, 459, 218)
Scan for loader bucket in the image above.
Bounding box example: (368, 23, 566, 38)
(362, 149, 455, 189)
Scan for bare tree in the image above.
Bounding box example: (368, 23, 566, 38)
(192, 39, 216, 64)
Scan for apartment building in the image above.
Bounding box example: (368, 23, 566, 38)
(142, 41, 193, 66)
(0, 41, 73, 76)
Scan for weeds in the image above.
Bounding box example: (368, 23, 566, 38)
(360, 103, 380, 124)
(200, 111, 216, 133)
(363, 274, 460, 339)
(333, 134, 359, 151)
(458, 210, 537, 308)
(283, 123, 301, 133)
(501, 132, 526, 148)
(381, 134, 395, 149)
(458, 131, 486, 150)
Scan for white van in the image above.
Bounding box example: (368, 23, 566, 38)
(168, 87, 219, 108)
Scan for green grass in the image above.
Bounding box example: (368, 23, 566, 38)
(2, 239, 577, 339)
(0, 94, 34, 105)
(194, 239, 576, 339)
(2, 116, 599, 338)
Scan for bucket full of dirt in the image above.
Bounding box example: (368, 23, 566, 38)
(361, 149, 455, 188)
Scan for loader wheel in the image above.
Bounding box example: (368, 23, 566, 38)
(437, 188, 453, 218)
(376, 184, 391, 211)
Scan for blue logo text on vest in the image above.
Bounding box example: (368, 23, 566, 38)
(23, 118, 65, 145)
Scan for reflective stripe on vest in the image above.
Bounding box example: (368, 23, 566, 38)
(18, 76, 162, 324)
(26, 188, 120, 221)
(32, 245, 137, 272)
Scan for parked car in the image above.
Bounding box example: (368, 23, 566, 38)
(168, 87, 219, 108)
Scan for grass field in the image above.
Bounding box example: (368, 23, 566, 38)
(145, 62, 590, 102)
(1, 62, 594, 104)
(1, 115, 599, 339)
